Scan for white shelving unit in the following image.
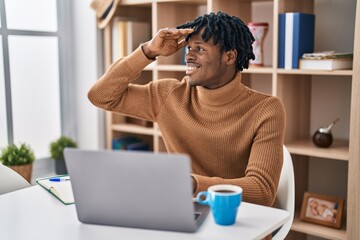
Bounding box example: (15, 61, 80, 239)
(98, 0, 360, 239)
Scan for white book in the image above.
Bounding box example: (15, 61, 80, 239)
(284, 13, 294, 69)
(299, 58, 353, 70)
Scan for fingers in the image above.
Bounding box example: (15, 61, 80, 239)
(148, 28, 192, 57)
(158, 28, 194, 39)
(177, 39, 188, 49)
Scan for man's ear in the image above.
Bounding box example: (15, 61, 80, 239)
(225, 49, 237, 65)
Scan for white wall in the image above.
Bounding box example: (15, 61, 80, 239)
(32, 0, 102, 180)
(72, 0, 103, 149)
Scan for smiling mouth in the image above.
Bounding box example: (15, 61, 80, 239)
(186, 65, 200, 75)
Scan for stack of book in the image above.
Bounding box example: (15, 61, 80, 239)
(299, 51, 353, 70)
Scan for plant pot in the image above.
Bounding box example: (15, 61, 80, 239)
(55, 158, 68, 175)
(9, 163, 33, 183)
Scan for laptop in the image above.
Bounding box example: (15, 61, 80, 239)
(64, 148, 209, 233)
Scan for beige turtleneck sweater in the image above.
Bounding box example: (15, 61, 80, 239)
(88, 46, 286, 207)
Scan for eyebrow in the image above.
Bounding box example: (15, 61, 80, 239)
(191, 40, 205, 45)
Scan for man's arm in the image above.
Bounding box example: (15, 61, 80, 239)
(88, 28, 193, 112)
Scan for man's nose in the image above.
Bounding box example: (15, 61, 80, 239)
(185, 49, 195, 61)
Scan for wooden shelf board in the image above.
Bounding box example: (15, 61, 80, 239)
(112, 123, 155, 135)
(144, 62, 156, 71)
(156, 65, 274, 73)
(157, 64, 187, 71)
(243, 66, 273, 74)
(277, 69, 353, 76)
(121, 0, 207, 5)
(121, 0, 153, 6)
(292, 217, 347, 240)
(157, 0, 206, 4)
(286, 139, 349, 161)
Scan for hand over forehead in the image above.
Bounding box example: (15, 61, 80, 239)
(159, 28, 194, 40)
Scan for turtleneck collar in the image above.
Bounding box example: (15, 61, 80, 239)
(196, 72, 245, 106)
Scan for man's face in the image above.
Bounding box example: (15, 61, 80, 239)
(185, 28, 235, 89)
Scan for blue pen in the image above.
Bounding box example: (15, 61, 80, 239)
(49, 177, 70, 182)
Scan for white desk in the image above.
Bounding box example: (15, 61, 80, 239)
(0, 186, 289, 240)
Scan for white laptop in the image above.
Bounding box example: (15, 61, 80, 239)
(64, 148, 209, 233)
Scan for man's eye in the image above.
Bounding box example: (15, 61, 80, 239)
(187, 46, 204, 52)
(196, 46, 205, 52)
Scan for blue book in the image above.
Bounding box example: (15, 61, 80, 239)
(278, 14, 286, 68)
(112, 136, 149, 151)
(126, 141, 149, 151)
(112, 136, 141, 150)
(278, 13, 315, 69)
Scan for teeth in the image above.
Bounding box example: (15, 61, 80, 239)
(187, 67, 197, 71)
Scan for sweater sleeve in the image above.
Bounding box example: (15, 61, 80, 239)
(192, 97, 286, 207)
(88, 46, 178, 121)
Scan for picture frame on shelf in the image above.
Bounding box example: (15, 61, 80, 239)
(300, 192, 344, 229)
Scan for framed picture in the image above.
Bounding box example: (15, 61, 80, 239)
(300, 192, 344, 229)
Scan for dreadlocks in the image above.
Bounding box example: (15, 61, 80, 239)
(176, 11, 255, 72)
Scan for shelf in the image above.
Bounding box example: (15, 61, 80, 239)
(156, 65, 274, 73)
(112, 123, 155, 135)
(121, 0, 153, 6)
(101, 1, 360, 239)
(121, 0, 207, 6)
(144, 62, 156, 71)
(277, 69, 353, 76)
(157, 64, 187, 72)
(244, 66, 273, 74)
(156, 65, 350, 75)
(157, 0, 206, 4)
(286, 139, 349, 161)
(292, 217, 346, 240)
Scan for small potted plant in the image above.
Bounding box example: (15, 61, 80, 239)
(50, 136, 77, 174)
(0, 143, 35, 182)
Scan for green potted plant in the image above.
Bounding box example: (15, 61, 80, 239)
(0, 143, 35, 182)
(50, 136, 77, 174)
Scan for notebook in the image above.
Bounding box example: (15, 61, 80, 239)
(36, 175, 74, 205)
(63, 148, 209, 233)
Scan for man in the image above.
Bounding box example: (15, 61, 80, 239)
(88, 11, 285, 207)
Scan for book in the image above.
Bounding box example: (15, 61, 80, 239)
(36, 175, 74, 205)
(112, 136, 149, 151)
(112, 19, 128, 61)
(278, 13, 286, 68)
(278, 12, 315, 69)
(112, 17, 150, 61)
(299, 58, 353, 70)
(301, 51, 353, 60)
(126, 141, 149, 151)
